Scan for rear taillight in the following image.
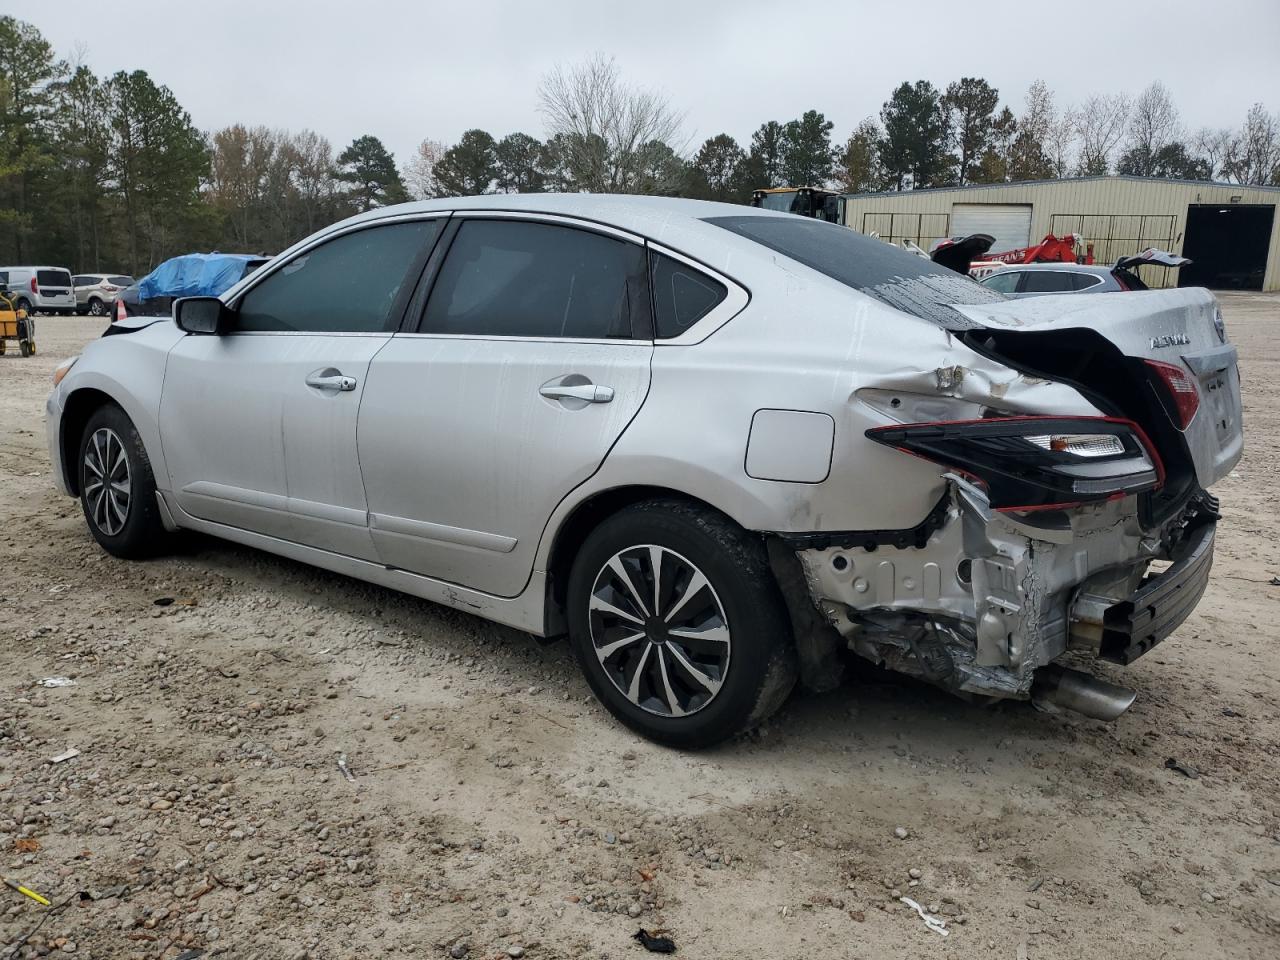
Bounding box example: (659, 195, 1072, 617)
(102, 284, 119, 292)
(29, 277, 38, 293)
(115, 298, 127, 322)
(1144, 359, 1199, 429)
(867, 416, 1163, 513)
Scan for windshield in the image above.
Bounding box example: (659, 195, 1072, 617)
(756, 191, 799, 213)
(705, 214, 1003, 329)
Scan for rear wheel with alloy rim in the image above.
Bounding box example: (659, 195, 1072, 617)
(567, 500, 797, 747)
(87, 298, 105, 316)
(78, 403, 170, 558)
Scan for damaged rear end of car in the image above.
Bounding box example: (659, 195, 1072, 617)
(790, 285, 1241, 720)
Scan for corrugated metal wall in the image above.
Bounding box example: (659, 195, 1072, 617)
(842, 177, 1280, 291)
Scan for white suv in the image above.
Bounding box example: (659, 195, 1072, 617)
(0, 266, 76, 315)
(72, 273, 136, 316)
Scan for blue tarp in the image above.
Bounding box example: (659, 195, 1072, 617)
(136, 253, 259, 300)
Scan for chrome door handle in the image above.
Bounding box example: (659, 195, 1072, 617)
(539, 382, 614, 403)
(306, 372, 357, 392)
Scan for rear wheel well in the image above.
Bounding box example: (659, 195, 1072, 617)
(60, 388, 117, 495)
(544, 486, 741, 632)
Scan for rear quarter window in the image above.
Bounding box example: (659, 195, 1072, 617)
(108, 276, 134, 286)
(650, 252, 727, 338)
(705, 215, 1002, 329)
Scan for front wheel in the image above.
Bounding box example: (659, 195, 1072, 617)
(87, 298, 105, 317)
(78, 404, 170, 558)
(566, 500, 797, 748)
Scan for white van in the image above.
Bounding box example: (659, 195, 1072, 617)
(0, 266, 77, 315)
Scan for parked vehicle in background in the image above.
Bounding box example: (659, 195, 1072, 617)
(47, 196, 1242, 747)
(750, 186, 844, 222)
(979, 250, 1192, 297)
(115, 253, 270, 321)
(0, 266, 76, 315)
(73, 274, 135, 316)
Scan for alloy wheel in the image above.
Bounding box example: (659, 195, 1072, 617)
(88, 299, 104, 316)
(588, 544, 731, 717)
(84, 427, 131, 536)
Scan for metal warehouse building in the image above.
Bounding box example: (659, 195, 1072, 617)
(841, 175, 1280, 291)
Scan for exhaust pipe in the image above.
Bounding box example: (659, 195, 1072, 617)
(1031, 664, 1136, 721)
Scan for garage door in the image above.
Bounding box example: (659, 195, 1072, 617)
(951, 203, 1032, 255)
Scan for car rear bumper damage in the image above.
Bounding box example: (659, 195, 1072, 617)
(783, 480, 1218, 718)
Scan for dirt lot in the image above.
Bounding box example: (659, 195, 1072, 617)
(2, 294, 1278, 960)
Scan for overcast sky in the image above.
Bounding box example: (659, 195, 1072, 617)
(12, 0, 1280, 164)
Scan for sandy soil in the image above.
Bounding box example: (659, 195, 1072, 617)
(2, 294, 1278, 960)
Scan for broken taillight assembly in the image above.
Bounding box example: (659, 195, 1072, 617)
(866, 416, 1164, 512)
(1144, 359, 1200, 429)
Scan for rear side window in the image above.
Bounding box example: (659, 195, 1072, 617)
(1070, 273, 1103, 291)
(980, 271, 1020, 294)
(705, 215, 1003, 329)
(421, 220, 646, 339)
(108, 275, 134, 286)
(1020, 270, 1075, 293)
(650, 252, 727, 338)
(37, 269, 71, 286)
(235, 220, 440, 333)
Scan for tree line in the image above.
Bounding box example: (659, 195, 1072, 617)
(2, 17, 1278, 276)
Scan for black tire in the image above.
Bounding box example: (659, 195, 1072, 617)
(87, 298, 105, 317)
(566, 499, 797, 748)
(77, 403, 170, 559)
(19, 340, 30, 357)
(14, 298, 31, 316)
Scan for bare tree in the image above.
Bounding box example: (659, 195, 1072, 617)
(403, 138, 447, 199)
(1073, 93, 1130, 175)
(537, 53, 684, 193)
(1045, 111, 1077, 178)
(1192, 126, 1233, 180)
(283, 130, 342, 234)
(208, 124, 280, 248)
(1221, 104, 1280, 185)
(1127, 82, 1181, 160)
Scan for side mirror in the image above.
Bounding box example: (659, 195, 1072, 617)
(174, 296, 232, 335)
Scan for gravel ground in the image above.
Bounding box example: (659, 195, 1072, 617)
(2, 293, 1279, 960)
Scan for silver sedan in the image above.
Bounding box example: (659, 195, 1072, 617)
(46, 196, 1242, 746)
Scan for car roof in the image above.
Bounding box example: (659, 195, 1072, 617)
(330, 194, 794, 253)
(989, 262, 1114, 276)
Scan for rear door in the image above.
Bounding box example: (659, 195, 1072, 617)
(160, 217, 444, 558)
(357, 214, 654, 597)
(36, 269, 75, 311)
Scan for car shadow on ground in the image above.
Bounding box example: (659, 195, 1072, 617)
(169, 530, 1095, 762)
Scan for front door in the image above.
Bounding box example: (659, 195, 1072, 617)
(160, 218, 444, 559)
(357, 215, 654, 597)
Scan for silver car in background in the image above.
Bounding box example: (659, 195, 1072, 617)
(45, 195, 1243, 746)
(979, 249, 1192, 297)
(73, 273, 136, 316)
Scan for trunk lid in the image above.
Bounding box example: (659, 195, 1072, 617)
(952, 287, 1243, 491)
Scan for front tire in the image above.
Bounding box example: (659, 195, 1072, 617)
(567, 500, 797, 747)
(87, 298, 105, 317)
(78, 404, 170, 558)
